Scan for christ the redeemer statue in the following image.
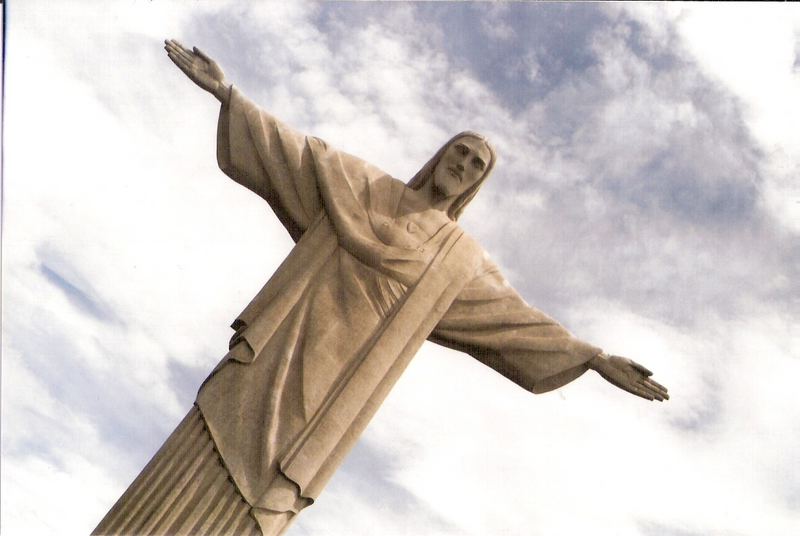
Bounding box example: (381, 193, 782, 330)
(93, 40, 668, 536)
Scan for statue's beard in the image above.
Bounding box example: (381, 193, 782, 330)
(431, 169, 460, 202)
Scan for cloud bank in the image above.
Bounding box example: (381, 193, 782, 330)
(3, 2, 798, 535)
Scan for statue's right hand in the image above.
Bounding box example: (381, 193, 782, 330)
(164, 39, 228, 101)
(589, 353, 669, 402)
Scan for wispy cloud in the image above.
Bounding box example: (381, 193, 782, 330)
(3, 2, 799, 535)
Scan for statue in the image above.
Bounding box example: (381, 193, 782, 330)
(93, 40, 668, 536)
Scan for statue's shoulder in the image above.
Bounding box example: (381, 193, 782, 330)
(435, 227, 488, 279)
(308, 138, 388, 179)
(459, 235, 505, 279)
(306, 138, 394, 205)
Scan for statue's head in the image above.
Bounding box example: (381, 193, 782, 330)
(407, 131, 497, 220)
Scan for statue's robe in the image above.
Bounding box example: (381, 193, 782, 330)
(94, 87, 601, 536)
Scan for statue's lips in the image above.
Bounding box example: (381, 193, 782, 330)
(447, 167, 462, 181)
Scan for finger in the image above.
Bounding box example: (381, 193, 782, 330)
(166, 51, 184, 68)
(169, 39, 190, 53)
(644, 377, 668, 393)
(630, 387, 655, 401)
(647, 386, 669, 401)
(166, 50, 187, 66)
(598, 371, 657, 401)
(642, 386, 664, 401)
(636, 380, 666, 401)
(164, 41, 190, 61)
(167, 51, 193, 74)
(640, 378, 669, 400)
(170, 44, 196, 65)
(621, 382, 655, 401)
(168, 40, 197, 65)
(165, 39, 185, 55)
(642, 381, 668, 400)
(193, 46, 212, 62)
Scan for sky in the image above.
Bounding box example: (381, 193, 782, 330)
(2, 1, 799, 535)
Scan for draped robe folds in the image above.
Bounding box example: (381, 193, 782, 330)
(197, 86, 602, 530)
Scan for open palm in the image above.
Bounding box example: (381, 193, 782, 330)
(592, 354, 669, 401)
(164, 39, 227, 100)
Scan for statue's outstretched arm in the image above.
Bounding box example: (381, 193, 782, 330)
(164, 39, 230, 104)
(164, 39, 324, 241)
(431, 259, 602, 394)
(431, 256, 669, 401)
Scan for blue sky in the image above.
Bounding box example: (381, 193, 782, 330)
(3, 2, 800, 535)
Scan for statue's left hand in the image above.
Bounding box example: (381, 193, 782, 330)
(588, 353, 669, 401)
(164, 39, 228, 102)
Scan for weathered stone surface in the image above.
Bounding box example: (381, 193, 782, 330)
(94, 39, 669, 536)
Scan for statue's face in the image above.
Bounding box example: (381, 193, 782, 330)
(432, 137, 491, 199)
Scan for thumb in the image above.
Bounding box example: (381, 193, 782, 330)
(629, 360, 653, 377)
(193, 46, 212, 62)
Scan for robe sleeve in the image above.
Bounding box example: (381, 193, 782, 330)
(429, 256, 602, 394)
(216, 86, 324, 242)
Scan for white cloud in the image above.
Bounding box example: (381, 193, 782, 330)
(480, 4, 516, 42)
(344, 302, 800, 535)
(622, 3, 800, 234)
(1, 347, 132, 536)
(4, 3, 799, 536)
(3, 4, 293, 533)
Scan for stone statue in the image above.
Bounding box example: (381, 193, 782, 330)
(93, 40, 669, 536)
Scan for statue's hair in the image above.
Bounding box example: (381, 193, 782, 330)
(405, 131, 497, 221)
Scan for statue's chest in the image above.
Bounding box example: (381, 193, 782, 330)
(371, 213, 442, 251)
